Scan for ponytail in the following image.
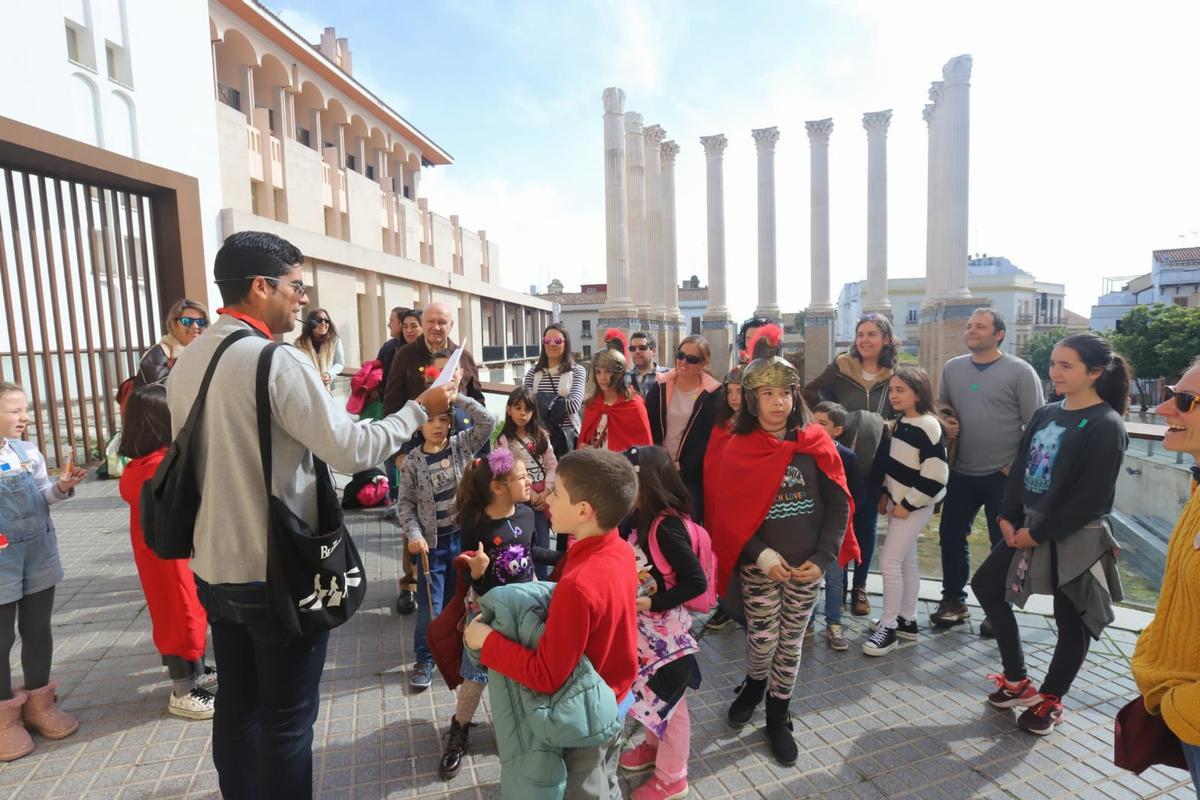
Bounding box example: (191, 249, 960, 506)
(1058, 333, 1130, 415)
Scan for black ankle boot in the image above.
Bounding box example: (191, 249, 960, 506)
(395, 586, 417, 615)
(727, 676, 767, 728)
(764, 695, 798, 766)
(438, 716, 471, 779)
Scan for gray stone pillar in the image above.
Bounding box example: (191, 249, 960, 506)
(752, 126, 781, 319)
(643, 124, 666, 321)
(940, 56, 972, 298)
(624, 112, 651, 321)
(863, 110, 892, 315)
(600, 87, 635, 323)
(700, 134, 735, 371)
(661, 140, 682, 355)
(804, 119, 834, 311)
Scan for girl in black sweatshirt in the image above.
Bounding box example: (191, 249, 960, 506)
(971, 333, 1130, 736)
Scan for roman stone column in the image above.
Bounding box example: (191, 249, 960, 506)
(940, 56, 972, 298)
(700, 134, 735, 371)
(660, 140, 682, 355)
(600, 87, 635, 324)
(643, 124, 667, 324)
(752, 126, 781, 319)
(923, 88, 943, 300)
(862, 110, 892, 315)
(624, 112, 651, 322)
(804, 119, 836, 382)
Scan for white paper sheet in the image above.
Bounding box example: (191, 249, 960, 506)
(431, 347, 463, 387)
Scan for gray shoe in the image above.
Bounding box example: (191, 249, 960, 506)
(930, 598, 970, 627)
(825, 624, 849, 651)
(410, 662, 434, 690)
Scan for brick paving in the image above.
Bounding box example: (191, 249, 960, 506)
(1, 477, 1195, 799)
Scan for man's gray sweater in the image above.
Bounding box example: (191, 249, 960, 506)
(167, 315, 426, 585)
(938, 352, 1044, 476)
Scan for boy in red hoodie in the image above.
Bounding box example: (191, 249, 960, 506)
(465, 448, 638, 798)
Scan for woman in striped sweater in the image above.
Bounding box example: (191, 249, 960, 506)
(863, 366, 949, 657)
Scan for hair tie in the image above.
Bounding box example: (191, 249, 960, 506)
(487, 448, 515, 476)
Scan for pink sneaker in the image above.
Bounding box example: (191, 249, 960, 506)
(618, 740, 658, 772)
(986, 673, 1039, 709)
(631, 776, 689, 800)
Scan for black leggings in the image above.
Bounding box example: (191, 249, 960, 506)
(971, 542, 1090, 698)
(0, 587, 56, 700)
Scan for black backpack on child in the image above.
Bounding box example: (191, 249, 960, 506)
(141, 329, 257, 559)
(255, 343, 367, 637)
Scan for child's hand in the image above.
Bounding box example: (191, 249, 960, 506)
(891, 505, 910, 519)
(636, 596, 652, 612)
(766, 563, 792, 583)
(467, 549, 490, 579)
(57, 455, 86, 493)
(878, 495, 890, 515)
(464, 618, 493, 650)
(407, 538, 429, 556)
(791, 561, 822, 583)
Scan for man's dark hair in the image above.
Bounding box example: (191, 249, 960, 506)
(556, 448, 637, 530)
(630, 331, 656, 350)
(972, 307, 1007, 344)
(213, 231, 303, 305)
(737, 316, 780, 351)
(118, 384, 172, 459)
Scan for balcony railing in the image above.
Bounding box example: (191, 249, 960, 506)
(217, 82, 241, 111)
(246, 126, 264, 182)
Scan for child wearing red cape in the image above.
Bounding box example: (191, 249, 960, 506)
(578, 329, 652, 451)
(706, 326, 855, 766)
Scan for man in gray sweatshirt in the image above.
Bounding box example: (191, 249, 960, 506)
(168, 231, 456, 799)
(930, 309, 1044, 634)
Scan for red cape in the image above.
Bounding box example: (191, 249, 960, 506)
(702, 421, 733, 524)
(708, 424, 858, 595)
(578, 392, 653, 452)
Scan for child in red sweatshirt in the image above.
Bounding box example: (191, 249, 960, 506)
(465, 447, 639, 797)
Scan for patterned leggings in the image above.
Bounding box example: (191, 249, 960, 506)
(741, 564, 821, 700)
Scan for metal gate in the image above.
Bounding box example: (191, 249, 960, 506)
(0, 168, 161, 468)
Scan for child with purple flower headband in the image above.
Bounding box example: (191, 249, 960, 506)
(436, 447, 563, 780)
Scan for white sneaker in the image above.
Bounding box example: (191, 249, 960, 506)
(168, 687, 216, 720)
(195, 667, 218, 692)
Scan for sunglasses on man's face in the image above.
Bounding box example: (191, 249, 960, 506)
(543, 337, 564, 346)
(178, 317, 208, 329)
(675, 351, 703, 365)
(630, 345, 651, 352)
(1163, 385, 1200, 414)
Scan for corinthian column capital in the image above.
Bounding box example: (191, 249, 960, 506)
(928, 80, 944, 103)
(624, 111, 643, 134)
(700, 134, 727, 157)
(644, 124, 666, 147)
(602, 87, 625, 114)
(752, 126, 780, 152)
(805, 118, 833, 144)
(923, 103, 936, 126)
(660, 140, 680, 165)
(862, 110, 893, 136)
(942, 55, 972, 87)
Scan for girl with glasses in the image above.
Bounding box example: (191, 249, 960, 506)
(295, 309, 345, 392)
(133, 298, 210, 389)
(645, 335, 721, 524)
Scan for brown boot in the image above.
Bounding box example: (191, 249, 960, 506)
(0, 691, 34, 761)
(22, 680, 78, 740)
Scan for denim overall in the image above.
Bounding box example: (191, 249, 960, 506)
(0, 441, 64, 605)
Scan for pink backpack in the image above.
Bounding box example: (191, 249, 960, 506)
(647, 513, 719, 613)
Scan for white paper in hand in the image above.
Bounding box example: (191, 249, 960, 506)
(431, 347, 463, 388)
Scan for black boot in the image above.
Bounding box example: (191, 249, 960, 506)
(764, 696, 798, 766)
(395, 586, 417, 615)
(438, 716, 471, 779)
(727, 676, 767, 728)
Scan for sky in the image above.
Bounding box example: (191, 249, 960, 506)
(273, 0, 1200, 321)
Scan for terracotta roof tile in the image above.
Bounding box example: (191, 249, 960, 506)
(1153, 247, 1200, 266)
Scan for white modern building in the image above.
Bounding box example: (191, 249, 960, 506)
(4, 0, 552, 384)
(540, 278, 710, 361)
(1090, 247, 1200, 331)
(837, 255, 1084, 356)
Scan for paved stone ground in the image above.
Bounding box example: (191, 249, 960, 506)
(1, 477, 1196, 799)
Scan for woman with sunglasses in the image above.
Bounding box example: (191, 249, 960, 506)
(134, 299, 210, 388)
(1133, 359, 1200, 793)
(971, 333, 1130, 736)
(644, 335, 721, 523)
(295, 308, 345, 392)
(523, 322, 586, 458)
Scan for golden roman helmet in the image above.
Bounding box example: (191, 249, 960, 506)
(593, 328, 629, 383)
(741, 323, 800, 392)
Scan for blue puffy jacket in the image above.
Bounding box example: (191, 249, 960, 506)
(471, 581, 622, 800)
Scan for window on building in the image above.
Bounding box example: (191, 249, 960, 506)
(105, 41, 132, 88)
(366, 165, 375, 181)
(906, 304, 918, 324)
(691, 317, 701, 335)
(296, 126, 311, 147)
(65, 24, 80, 63)
(1174, 296, 1189, 307)
(64, 19, 95, 70)
(217, 83, 241, 111)
(583, 345, 592, 357)
(581, 320, 592, 338)
(345, 153, 357, 172)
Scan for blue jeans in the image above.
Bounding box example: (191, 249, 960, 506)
(824, 560, 846, 625)
(852, 479, 883, 589)
(1185, 742, 1200, 798)
(414, 532, 460, 665)
(196, 578, 329, 800)
(938, 469, 1006, 602)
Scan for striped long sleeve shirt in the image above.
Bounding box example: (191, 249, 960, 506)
(881, 413, 949, 511)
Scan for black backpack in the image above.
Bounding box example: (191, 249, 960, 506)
(140, 329, 258, 559)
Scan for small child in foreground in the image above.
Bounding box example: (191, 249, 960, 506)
(465, 448, 639, 797)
